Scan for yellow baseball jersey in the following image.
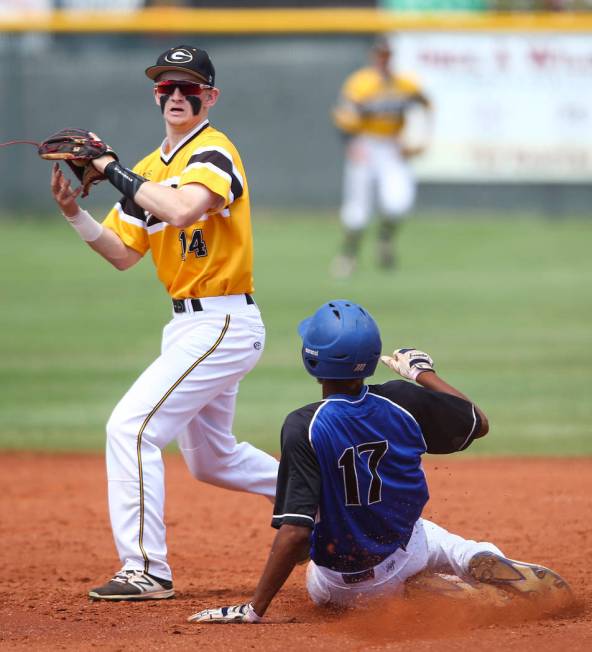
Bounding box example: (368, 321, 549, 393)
(102, 119, 253, 299)
(333, 67, 425, 138)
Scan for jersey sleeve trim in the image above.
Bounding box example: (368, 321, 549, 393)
(271, 513, 315, 529)
(115, 202, 167, 236)
(192, 146, 245, 187)
(457, 404, 479, 451)
(184, 146, 244, 203)
(325, 386, 369, 405)
(159, 119, 210, 165)
(102, 202, 149, 255)
(307, 401, 328, 448)
(116, 202, 146, 228)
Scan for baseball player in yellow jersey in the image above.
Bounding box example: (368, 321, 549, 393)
(49, 45, 279, 601)
(331, 37, 431, 278)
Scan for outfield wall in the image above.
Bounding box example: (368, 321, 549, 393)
(1, 34, 370, 214)
(1, 10, 591, 215)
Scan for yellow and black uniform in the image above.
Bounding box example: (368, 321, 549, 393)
(87, 45, 280, 602)
(333, 67, 425, 139)
(103, 119, 252, 299)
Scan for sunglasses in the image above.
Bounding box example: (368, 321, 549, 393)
(154, 80, 212, 96)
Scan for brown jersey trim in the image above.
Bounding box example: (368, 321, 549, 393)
(135, 314, 231, 573)
(160, 122, 210, 166)
(119, 196, 147, 222)
(186, 149, 244, 201)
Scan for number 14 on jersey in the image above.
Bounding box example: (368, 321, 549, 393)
(179, 229, 208, 261)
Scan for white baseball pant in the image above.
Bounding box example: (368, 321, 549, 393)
(340, 135, 416, 231)
(306, 517, 503, 606)
(105, 294, 279, 581)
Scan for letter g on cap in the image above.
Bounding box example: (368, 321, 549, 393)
(165, 49, 193, 63)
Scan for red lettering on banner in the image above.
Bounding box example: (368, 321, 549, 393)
(418, 50, 479, 71)
(529, 48, 592, 73)
(471, 146, 591, 173)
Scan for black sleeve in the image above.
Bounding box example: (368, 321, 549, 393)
(370, 380, 482, 454)
(271, 403, 322, 531)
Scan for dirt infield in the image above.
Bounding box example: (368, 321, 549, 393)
(1, 453, 590, 652)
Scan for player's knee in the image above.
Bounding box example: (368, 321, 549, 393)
(341, 211, 368, 231)
(381, 187, 415, 216)
(306, 563, 331, 606)
(391, 195, 415, 215)
(106, 410, 119, 439)
(106, 407, 135, 446)
(190, 461, 223, 484)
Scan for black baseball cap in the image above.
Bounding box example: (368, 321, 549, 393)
(145, 45, 215, 86)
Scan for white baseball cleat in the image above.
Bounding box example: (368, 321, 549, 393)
(468, 552, 572, 601)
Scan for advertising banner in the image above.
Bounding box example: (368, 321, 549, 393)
(396, 33, 592, 182)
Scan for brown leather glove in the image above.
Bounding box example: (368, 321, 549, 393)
(38, 128, 117, 197)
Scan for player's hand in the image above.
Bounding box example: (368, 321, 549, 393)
(51, 162, 82, 219)
(187, 602, 262, 624)
(401, 146, 425, 159)
(380, 348, 435, 381)
(346, 140, 368, 163)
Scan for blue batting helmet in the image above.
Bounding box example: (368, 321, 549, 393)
(298, 300, 382, 380)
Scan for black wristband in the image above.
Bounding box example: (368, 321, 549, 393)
(104, 161, 147, 200)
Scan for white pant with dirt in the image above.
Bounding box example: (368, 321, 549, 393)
(105, 294, 279, 581)
(306, 518, 503, 606)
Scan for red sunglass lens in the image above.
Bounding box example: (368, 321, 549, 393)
(156, 81, 204, 96)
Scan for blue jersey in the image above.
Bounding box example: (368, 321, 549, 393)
(309, 387, 429, 571)
(272, 380, 481, 573)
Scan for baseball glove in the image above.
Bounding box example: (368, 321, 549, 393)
(38, 128, 117, 197)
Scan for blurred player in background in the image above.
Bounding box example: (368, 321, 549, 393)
(331, 36, 432, 278)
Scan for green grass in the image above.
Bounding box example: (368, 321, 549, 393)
(0, 214, 591, 455)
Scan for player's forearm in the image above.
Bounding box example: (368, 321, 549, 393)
(86, 224, 142, 271)
(133, 183, 199, 227)
(417, 372, 489, 436)
(333, 103, 362, 135)
(58, 203, 139, 271)
(250, 525, 310, 617)
(94, 156, 221, 229)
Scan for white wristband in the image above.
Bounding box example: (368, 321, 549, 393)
(64, 209, 103, 242)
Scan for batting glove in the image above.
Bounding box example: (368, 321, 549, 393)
(187, 602, 262, 624)
(380, 348, 435, 382)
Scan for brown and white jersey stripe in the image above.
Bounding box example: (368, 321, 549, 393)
(333, 67, 426, 138)
(102, 119, 253, 299)
(185, 146, 244, 205)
